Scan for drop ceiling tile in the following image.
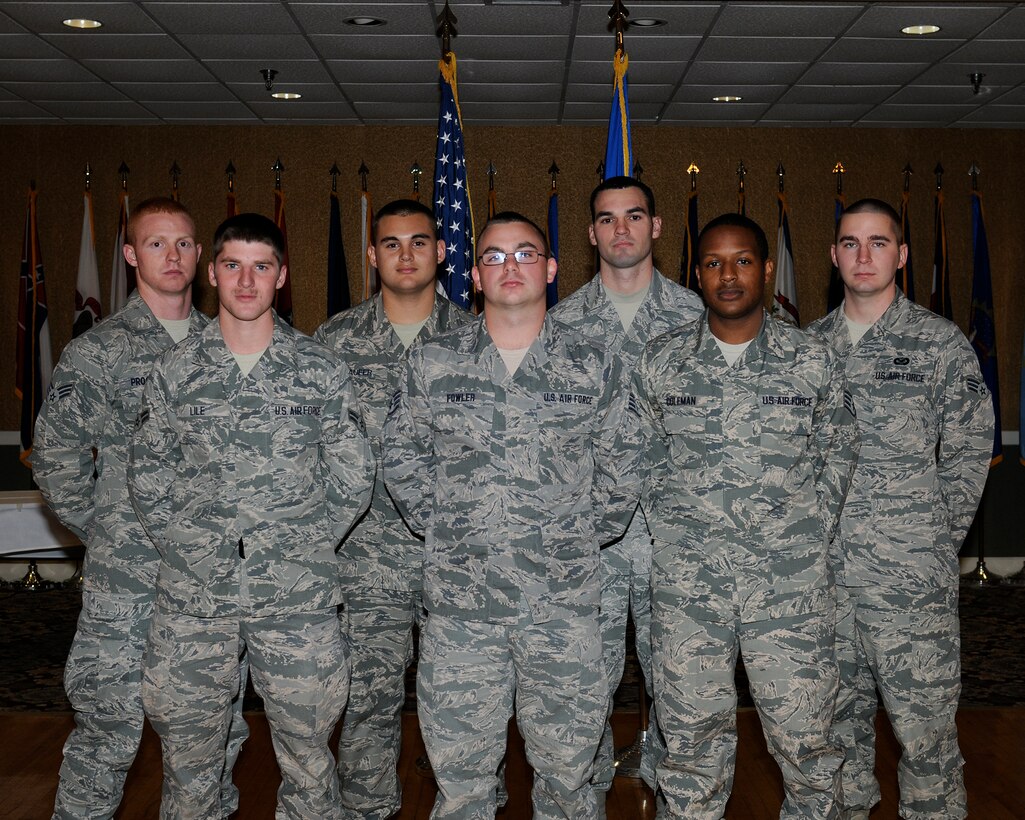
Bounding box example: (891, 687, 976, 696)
(340, 82, 436, 102)
(453, 3, 574, 36)
(204, 59, 333, 84)
(353, 101, 438, 120)
(0, 98, 54, 117)
(2, 2, 164, 34)
(246, 98, 358, 118)
(2, 81, 127, 101)
(801, 61, 927, 84)
(951, 39, 1025, 63)
(459, 83, 562, 103)
(142, 2, 300, 34)
(36, 99, 159, 118)
(113, 81, 235, 102)
(571, 34, 702, 63)
(763, 102, 872, 121)
(821, 35, 962, 63)
(686, 61, 807, 84)
(178, 34, 318, 60)
(458, 60, 566, 84)
(567, 60, 687, 85)
(311, 33, 439, 60)
(886, 85, 992, 105)
(0, 58, 97, 82)
(660, 101, 770, 121)
(696, 36, 832, 62)
(0, 33, 66, 58)
(83, 58, 215, 82)
(460, 101, 561, 121)
(574, 2, 721, 36)
(568, 82, 677, 103)
(288, 3, 434, 36)
(844, 5, 1006, 39)
(228, 82, 346, 103)
(860, 103, 977, 124)
(914, 62, 1025, 86)
(956, 104, 1025, 124)
(456, 35, 569, 62)
(327, 59, 438, 83)
(709, 3, 862, 37)
(145, 100, 256, 119)
(978, 6, 1025, 39)
(777, 84, 898, 105)
(40, 32, 189, 59)
(670, 84, 788, 104)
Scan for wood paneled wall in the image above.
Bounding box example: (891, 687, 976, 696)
(1, 123, 1022, 432)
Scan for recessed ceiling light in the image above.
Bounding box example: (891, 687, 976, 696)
(63, 18, 102, 29)
(344, 16, 385, 26)
(271, 92, 302, 100)
(712, 95, 743, 103)
(901, 24, 941, 35)
(631, 19, 667, 28)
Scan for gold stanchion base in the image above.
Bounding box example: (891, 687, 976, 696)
(66, 563, 84, 589)
(959, 560, 1003, 586)
(614, 729, 647, 780)
(21, 560, 44, 591)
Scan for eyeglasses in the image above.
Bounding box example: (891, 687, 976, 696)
(477, 249, 545, 266)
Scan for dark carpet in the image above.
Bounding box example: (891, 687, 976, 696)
(1, 583, 1022, 712)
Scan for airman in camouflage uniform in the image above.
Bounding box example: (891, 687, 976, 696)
(315, 199, 473, 819)
(383, 212, 642, 819)
(550, 177, 702, 802)
(807, 199, 993, 820)
(633, 214, 857, 819)
(130, 214, 374, 819)
(32, 198, 248, 819)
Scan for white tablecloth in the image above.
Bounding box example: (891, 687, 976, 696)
(0, 491, 82, 559)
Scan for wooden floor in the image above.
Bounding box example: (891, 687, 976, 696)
(3, 708, 1023, 819)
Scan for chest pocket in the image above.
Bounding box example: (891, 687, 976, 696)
(758, 400, 814, 496)
(177, 407, 230, 484)
(862, 358, 936, 452)
(537, 392, 596, 488)
(663, 403, 710, 465)
(432, 391, 494, 492)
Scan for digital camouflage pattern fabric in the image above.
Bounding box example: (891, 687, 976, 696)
(383, 314, 641, 817)
(633, 311, 859, 818)
(383, 314, 642, 625)
(129, 312, 374, 618)
(808, 291, 993, 820)
(315, 291, 471, 819)
(33, 293, 247, 818)
(550, 268, 702, 793)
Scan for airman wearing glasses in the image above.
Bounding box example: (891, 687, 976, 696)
(383, 211, 642, 818)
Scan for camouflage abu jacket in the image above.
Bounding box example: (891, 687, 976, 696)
(129, 313, 374, 617)
(807, 290, 994, 590)
(315, 292, 472, 592)
(382, 314, 642, 625)
(633, 311, 860, 623)
(33, 292, 208, 600)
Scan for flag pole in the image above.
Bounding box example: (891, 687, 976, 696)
(169, 160, 181, 202)
(736, 159, 746, 215)
(962, 161, 1003, 586)
(410, 162, 422, 202)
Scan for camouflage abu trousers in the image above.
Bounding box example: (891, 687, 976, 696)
(831, 584, 966, 820)
(595, 508, 665, 795)
(143, 605, 348, 820)
(651, 564, 842, 819)
(53, 590, 248, 820)
(336, 588, 425, 820)
(417, 610, 607, 819)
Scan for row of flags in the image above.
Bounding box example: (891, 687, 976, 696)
(13, 28, 1025, 469)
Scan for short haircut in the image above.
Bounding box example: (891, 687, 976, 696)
(589, 176, 656, 221)
(697, 213, 770, 262)
(837, 198, 903, 244)
(478, 211, 549, 256)
(373, 198, 437, 241)
(211, 213, 285, 265)
(126, 197, 195, 245)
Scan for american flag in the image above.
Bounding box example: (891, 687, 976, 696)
(433, 54, 475, 310)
